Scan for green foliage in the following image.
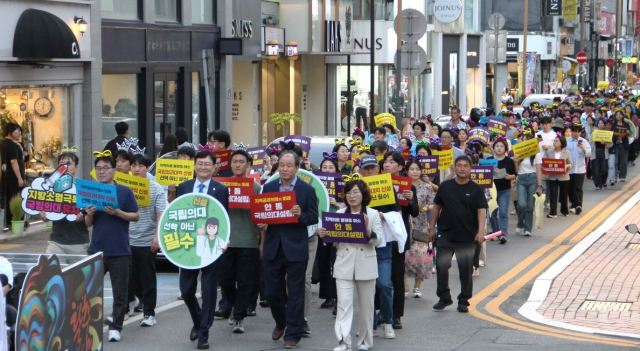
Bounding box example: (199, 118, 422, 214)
(269, 112, 303, 131)
(9, 194, 24, 219)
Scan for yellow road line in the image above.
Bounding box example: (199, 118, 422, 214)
(469, 173, 640, 347)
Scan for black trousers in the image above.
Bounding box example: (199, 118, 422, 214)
(591, 150, 608, 188)
(264, 244, 306, 343)
(391, 241, 406, 318)
(248, 261, 265, 310)
(219, 247, 260, 321)
(180, 260, 220, 342)
(435, 238, 475, 306)
(549, 179, 569, 216)
(316, 238, 337, 300)
(355, 107, 368, 130)
(568, 173, 585, 209)
(129, 246, 157, 316)
(105, 255, 130, 331)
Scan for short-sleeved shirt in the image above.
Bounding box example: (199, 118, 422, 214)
(129, 179, 167, 246)
(88, 182, 139, 256)
(228, 181, 262, 248)
(50, 220, 89, 245)
(487, 156, 517, 192)
(434, 179, 488, 242)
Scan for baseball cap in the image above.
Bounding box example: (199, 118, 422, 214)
(360, 155, 379, 168)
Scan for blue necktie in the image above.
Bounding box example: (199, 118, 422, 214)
(198, 184, 206, 193)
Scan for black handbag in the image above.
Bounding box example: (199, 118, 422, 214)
(411, 228, 430, 243)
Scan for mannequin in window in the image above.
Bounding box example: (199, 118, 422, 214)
(354, 88, 369, 132)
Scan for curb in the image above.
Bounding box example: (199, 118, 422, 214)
(518, 189, 640, 340)
(0, 222, 51, 243)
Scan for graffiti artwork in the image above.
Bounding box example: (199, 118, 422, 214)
(16, 253, 104, 351)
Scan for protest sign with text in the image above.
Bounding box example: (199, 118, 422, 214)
(374, 113, 397, 128)
(391, 175, 412, 206)
(156, 159, 194, 186)
(487, 118, 508, 136)
(321, 212, 368, 244)
(433, 149, 454, 170)
(75, 179, 119, 210)
(512, 138, 539, 160)
(213, 150, 232, 171)
(284, 135, 312, 158)
(418, 155, 439, 176)
(246, 146, 266, 171)
(468, 127, 490, 144)
(542, 158, 566, 175)
(313, 171, 345, 202)
(592, 130, 613, 143)
(250, 191, 298, 224)
(470, 166, 494, 189)
(362, 173, 395, 207)
(216, 177, 254, 209)
(115, 172, 150, 206)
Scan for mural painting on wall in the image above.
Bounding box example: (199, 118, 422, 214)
(16, 253, 104, 351)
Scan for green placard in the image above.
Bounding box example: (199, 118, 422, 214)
(265, 170, 330, 220)
(158, 193, 230, 269)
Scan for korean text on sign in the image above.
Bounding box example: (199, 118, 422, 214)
(512, 137, 539, 160)
(592, 130, 613, 143)
(419, 155, 439, 176)
(213, 150, 232, 171)
(487, 118, 508, 136)
(312, 171, 344, 202)
(321, 212, 368, 244)
(541, 158, 566, 175)
(115, 171, 150, 206)
(391, 175, 411, 206)
(433, 149, 453, 170)
(25, 190, 79, 216)
(216, 177, 254, 209)
(75, 179, 119, 210)
(363, 173, 395, 207)
(470, 166, 494, 189)
(246, 146, 266, 171)
(156, 159, 194, 186)
(284, 135, 312, 158)
(250, 190, 298, 224)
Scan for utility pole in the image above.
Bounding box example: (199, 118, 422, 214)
(520, 0, 529, 102)
(395, 0, 402, 120)
(370, 0, 375, 131)
(493, 16, 500, 109)
(579, 0, 584, 88)
(614, 0, 622, 87)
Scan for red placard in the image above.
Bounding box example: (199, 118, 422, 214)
(542, 158, 566, 175)
(251, 191, 298, 224)
(401, 150, 411, 161)
(216, 177, 254, 209)
(213, 150, 232, 171)
(391, 175, 412, 206)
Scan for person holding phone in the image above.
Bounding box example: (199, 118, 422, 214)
(566, 124, 591, 215)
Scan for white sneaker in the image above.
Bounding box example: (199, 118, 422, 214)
(108, 330, 120, 342)
(358, 345, 371, 351)
(333, 343, 349, 351)
(140, 315, 156, 327)
(432, 266, 436, 274)
(473, 268, 480, 276)
(515, 227, 523, 234)
(228, 308, 235, 325)
(413, 288, 421, 298)
(383, 323, 395, 339)
(479, 260, 485, 267)
(524, 231, 531, 236)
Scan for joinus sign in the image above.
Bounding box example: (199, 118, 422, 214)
(433, 0, 463, 24)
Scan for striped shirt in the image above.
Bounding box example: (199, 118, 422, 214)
(129, 179, 167, 246)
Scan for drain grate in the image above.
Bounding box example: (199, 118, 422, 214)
(626, 243, 640, 250)
(580, 301, 632, 311)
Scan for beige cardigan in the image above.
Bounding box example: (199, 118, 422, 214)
(333, 207, 383, 281)
(544, 149, 573, 181)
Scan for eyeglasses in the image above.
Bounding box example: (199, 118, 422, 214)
(346, 191, 362, 197)
(95, 166, 113, 173)
(196, 162, 214, 168)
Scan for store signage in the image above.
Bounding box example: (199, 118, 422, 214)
(582, 1, 591, 22)
(231, 20, 253, 38)
(576, 52, 587, 64)
(598, 12, 615, 36)
(433, 0, 463, 23)
(506, 38, 519, 52)
(546, 0, 562, 16)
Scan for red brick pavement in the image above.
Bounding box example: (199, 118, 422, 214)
(536, 203, 640, 335)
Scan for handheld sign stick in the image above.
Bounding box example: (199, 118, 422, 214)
(484, 231, 503, 240)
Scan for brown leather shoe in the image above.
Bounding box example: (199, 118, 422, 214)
(271, 327, 284, 341)
(283, 340, 297, 349)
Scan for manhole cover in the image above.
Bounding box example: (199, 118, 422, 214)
(580, 301, 632, 311)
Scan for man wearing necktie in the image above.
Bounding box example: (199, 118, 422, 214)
(175, 151, 229, 350)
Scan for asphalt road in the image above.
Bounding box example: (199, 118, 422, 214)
(3, 167, 640, 350)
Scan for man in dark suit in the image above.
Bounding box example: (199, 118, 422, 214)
(259, 151, 319, 349)
(176, 151, 229, 350)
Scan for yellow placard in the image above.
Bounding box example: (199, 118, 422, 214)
(512, 138, 540, 160)
(374, 113, 397, 129)
(375, 155, 383, 162)
(362, 173, 395, 207)
(114, 172, 150, 206)
(433, 149, 454, 170)
(597, 81, 610, 89)
(155, 159, 195, 186)
(592, 130, 613, 143)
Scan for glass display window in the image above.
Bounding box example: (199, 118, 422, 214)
(101, 74, 139, 150)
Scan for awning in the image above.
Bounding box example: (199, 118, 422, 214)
(12, 9, 80, 59)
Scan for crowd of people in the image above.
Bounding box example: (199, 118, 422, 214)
(3, 86, 637, 350)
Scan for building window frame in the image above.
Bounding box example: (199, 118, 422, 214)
(102, 0, 144, 21)
(191, 0, 216, 26)
(156, 0, 182, 24)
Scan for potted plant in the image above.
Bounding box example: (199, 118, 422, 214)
(269, 112, 302, 136)
(9, 194, 24, 235)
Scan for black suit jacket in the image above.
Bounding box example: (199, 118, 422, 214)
(262, 178, 319, 262)
(177, 178, 229, 210)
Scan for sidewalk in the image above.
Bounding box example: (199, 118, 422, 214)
(520, 191, 640, 339)
(0, 221, 51, 243)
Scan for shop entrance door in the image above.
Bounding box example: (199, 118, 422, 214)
(154, 73, 179, 148)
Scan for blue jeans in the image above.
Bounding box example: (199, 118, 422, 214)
(516, 173, 537, 232)
(373, 244, 393, 328)
(490, 189, 511, 238)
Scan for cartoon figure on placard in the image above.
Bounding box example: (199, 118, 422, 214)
(196, 218, 226, 266)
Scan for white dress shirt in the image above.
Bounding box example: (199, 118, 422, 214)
(193, 178, 212, 193)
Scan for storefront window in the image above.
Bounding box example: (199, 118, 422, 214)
(102, 0, 140, 20)
(156, 0, 179, 23)
(101, 75, 138, 149)
(191, 72, 201, 144)
(0, 85, 71, 170)
(335, 64, 387, 136)
(350, 0, 392, 20)
(192, 0, 215, 24)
